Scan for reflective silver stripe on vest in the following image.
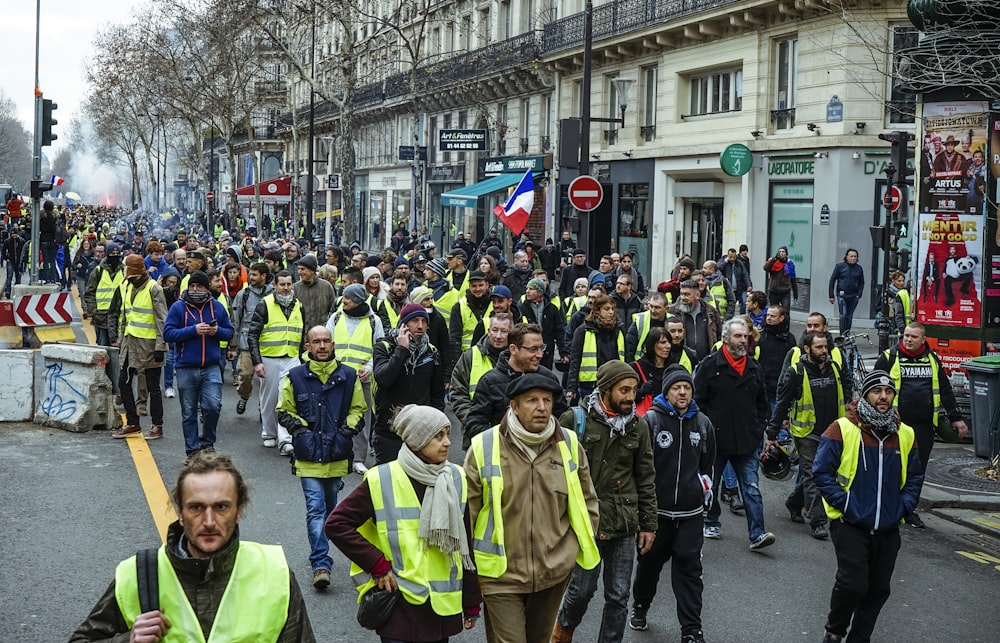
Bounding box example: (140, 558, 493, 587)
(473, 430, 505, 557)
(127, 321, 158, 329)
(259, 340, 299, 347)
(560, 429, 578, 473)
(373, 466, 427, 598)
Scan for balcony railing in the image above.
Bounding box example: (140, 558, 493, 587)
(770, 108, 796, 130)
(520, 137, 530, 153)
(542, 0, 740, 54)
(541, 135, 551, 152)
(640, 125, 656, 142)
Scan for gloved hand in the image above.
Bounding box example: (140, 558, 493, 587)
(699, 474, 714, 509)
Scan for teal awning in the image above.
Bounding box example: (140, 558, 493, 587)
(440, 173, 536, 208)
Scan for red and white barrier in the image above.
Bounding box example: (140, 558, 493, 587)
(14, 292, 74, 327)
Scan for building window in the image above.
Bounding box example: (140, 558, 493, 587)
(520, 98, 531, 153)
(478, 8, 491, 46)
(619, 184, 650, 273)
(541, 94, 552, 151)
(641, 65, 657, 142)
(689, 67, 741, 117)
(887, 25, 918, 125)
(499, 1, 511, 39)
(605, 75, 622, 144)
(497, 103, 508, 155)
(462, 15, 472, 51)
(773, 37, 797, 129)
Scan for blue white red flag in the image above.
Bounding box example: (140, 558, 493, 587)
(51, 175, 65, 187)
(493, 170, 534, 235)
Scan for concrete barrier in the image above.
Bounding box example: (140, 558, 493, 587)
(0, 350, 34, 421)
(34, 343, 121, 432)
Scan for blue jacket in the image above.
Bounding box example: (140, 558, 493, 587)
(163, 297, 234, 368)
(828, 261, 865, 299)
(813, 403, 923, 532)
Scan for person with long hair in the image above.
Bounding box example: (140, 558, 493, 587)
(568, 294, 626, 402)
(631, 327, 671, 415)
(477, 254, 501, 286)
(72, 237, 96, 299)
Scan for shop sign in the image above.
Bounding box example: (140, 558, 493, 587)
(768, 160, 814, 176)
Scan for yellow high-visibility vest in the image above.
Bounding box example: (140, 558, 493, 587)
(579, 329, 625, 383)
(259, 294, 303, 358)
(885, 348, 944, 427)
(332, 312, 374, 371)
(124, 280, 157, 340)
(788, 362, 846, 438)
(456, 298, 493, 352)
(468, 345, 493, 398)
(95, 267, 124, 312)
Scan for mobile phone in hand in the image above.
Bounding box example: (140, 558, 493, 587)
(209, 320, 218, 327)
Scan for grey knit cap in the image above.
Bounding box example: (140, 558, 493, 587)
(393, 404, 451, 450)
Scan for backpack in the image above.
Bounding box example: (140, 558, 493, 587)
(136, 548, 159, 613)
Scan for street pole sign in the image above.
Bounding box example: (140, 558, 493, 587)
(883, 185, 902, 212)
(720, 143, 753, 177)
(568, 175, 603, 212)
(206, 191, 215, 202)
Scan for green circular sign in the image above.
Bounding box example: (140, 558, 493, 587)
(720, 144, 753, 177)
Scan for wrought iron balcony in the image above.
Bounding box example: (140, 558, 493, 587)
(542, 0, 739, 54)
(770, 108, 796, 130)
(640, 125, 656, 142)
(520, 138, 530, 153)
(541, 135, 551, 152)
(603, 128, 619, 144)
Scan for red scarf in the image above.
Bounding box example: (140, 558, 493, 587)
(722, 345, 746, 376)
(898, 341, 924, 358)
(770, 259, 785, 272)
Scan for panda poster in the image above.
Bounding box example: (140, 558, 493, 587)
(915, 212, 983, 328)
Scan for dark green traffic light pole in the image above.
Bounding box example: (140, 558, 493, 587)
(30, 0, 43, 284)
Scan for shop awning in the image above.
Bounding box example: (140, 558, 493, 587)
(236, 176, 292, 204)
(440, 173, 540, 208)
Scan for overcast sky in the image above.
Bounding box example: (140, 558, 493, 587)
(3, 0, 147, 152)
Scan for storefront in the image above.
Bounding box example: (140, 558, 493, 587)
(427, 165, 466, 249)
(365, 167, 412, 249)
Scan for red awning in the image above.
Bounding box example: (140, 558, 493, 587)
(236, 176, 291, 203)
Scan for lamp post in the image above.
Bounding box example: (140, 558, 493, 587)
(304, 2, 316, 240)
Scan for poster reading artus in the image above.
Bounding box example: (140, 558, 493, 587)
(914, 102, 988, 328)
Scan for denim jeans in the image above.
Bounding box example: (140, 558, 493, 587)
(175, 366, 222, 454)
(705, 451, 768, 542)
(301, 476, 343, 572)
(557, 535, 635, 642)
(40, 241, 58, 282)
(5, 263, 21, 297)
(163, 346, 175, 389)
(722, 463, 738, 490)
(838, 294, 861, 334)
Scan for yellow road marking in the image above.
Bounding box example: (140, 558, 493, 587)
(125, 429, 176, 543)
(71, 288, 98, 345)
(972, 515, 1000, 530)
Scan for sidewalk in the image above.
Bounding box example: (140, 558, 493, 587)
(920, 442, 1000, 540)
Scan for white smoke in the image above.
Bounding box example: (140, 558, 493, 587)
(65, 121, 130, 207)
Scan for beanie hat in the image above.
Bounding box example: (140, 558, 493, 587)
(661, 365, 694, 396)
(861, 370, 896, 399)
(394, 256, 410, 269)
(427, 258, 449, 277)
(574, 277, 589, 290)
(124, 254, 146, 277)
(527, 278, 547, 293)
(410, 286, 435, 306)
(362, 266, 381, 284)
(678, 258, 696, 270)
(342, 284, 367, 304)
(187, 270, 211, 289)
(392, 404, 451, 451)
(105, 242, 121, 256)
(298, 254, 318, 272)
(596, 360, 639, 393)
(399, 302, 429, 327)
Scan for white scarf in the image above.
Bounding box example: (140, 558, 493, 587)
(396, 445, 475, 570)
(504, 408, 557, 461)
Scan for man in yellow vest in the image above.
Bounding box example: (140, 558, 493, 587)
(889, 271, 913, 334)
(178, 250, 207, 293)
(69, 451, 316, 641)
(84, 241, 124, 347)
(248, 270, 305, 455)
(766, 331, 847, 539)
(110, 255, 169, 440)
(465, 373, 599, 643)
(664, 317, 697, 372)
(626, 292, 669, 361)
(814, 371, 923, 643)
(448, 270, 493, 359)
(450, 313, 514, 438)
(873, 322, 968, 528)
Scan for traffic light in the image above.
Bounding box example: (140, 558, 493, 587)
(877, 131, 916, 184)
(30, 179, 53, 200)
(41, 99, 58, 146)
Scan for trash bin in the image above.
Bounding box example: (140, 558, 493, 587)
(961, 356, 1000, 459)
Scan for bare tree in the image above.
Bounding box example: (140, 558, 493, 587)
(0, 90, 32, 191)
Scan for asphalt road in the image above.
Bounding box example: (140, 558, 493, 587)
(3, 375, 1000, 642)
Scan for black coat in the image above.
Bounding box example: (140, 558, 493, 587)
(516, 297, 567, 367)
(372, 335, 446, 433)
(464, 351, 567, 440)
(756, 317, 798, 396)
(693, 349, 770, 456)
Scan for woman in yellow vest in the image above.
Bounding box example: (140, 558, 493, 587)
(568, 293, 626, 402)
(327, 405, 481, 641)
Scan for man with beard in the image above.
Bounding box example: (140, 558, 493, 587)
(613, 252, 646, 299)
(292, 254, 336, 331)
(610, 273, 643, 327)
(451, 313, 514, 438)
(559, 249, 594, 301)
(664, 316, 697, 372)
(502, 251, 534, 303)
(163, 270, 235, 458)
(465, 323, 568, 443)
(757, 305, 798, 412)
(694, 319, 774, 550)
(627, 292, 669, 361)
(248, 270, 306, 455)
(379, 270, 411, 330)
(767, 332, 847, 539)
(516, 277, 567, 371)
(449, 270, 495, 358)
(814, 372, 923, 643)
(230, 263, 273, 415)
(668, 280, 722, 363)
(874, 322, 968, 528)
(371, 303, 446, 463)
(553, 361, 656, 643)
(327, 284, 385, 474)
(656, 258, 695, 304)
(423, 257, 460, 319)
(489, 285, 515, 315)
(84, 241, 124, 346)
(277, 326, 367, 590)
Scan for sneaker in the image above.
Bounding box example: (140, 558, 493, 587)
(236, 398, 248, 415)
(905, 511, 925, 529)
(785, 499, 805, 523)
(164, 387, 176, 399)
(312, 568, 331, 589)
(263, 438, 277, 448)
(822, 632, 843, 642)
(703, 525, 721, 539)
(811, 524, 830, 539)
(682, 632, 706, 643)
(750, 532, 776, 551)
(145, 425, 163, 440)
(729, 492, 745, 513)
(279, 442, 294, 456)
(112, 424, 142, 439)
(137, 403, 148, 417)
(628, 604, 649, 631)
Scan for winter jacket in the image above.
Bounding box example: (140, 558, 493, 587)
(813, 402, 924, 532)
(501, 265, 533, 303)
(630, 357, 665, 409)
(668, 300, 722, 362)
(371, 333, 446, 434)
(230, 283, 273, 351)
(291, 276, 337, 331)
(764, 255, 798, 299)
(693, 348, 770, 456)
(465, 351, 567, 440)
(560, 397, 657, 539)
(558, 262, 594, 300)
(516, 296, 568, 365)
(84, 260, 125, 324)
(613, 266, 647, 298)
(464, 416, 600, 595)
(450, 334, 503, 430)
(767, 359, 845, 440)
(143, 255, 169, 281)
(643, 396, 716, 519)
(756, 316, 798, 396)
(163, 296, 235, 369)
(828, 261, 865, 299)
(718, 256, 751, 294)
(68, 522, 316, 643)
(568, 321, 627, 393)
(610, 292, 643, 327)
(426, 308, 452, 377)
(108, 278, 169, 370)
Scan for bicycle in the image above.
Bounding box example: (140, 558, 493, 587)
(835, 332, 872, 399)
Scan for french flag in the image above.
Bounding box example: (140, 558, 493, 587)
(493, 170, 534, 235)
(51, 175, 65, 187)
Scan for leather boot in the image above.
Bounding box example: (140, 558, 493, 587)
(552, 622, 574, 643)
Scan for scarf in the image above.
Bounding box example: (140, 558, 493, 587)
(274, 292, 295, 307)
(722, 345, 746, 376)
(857, 397, 898, 432)
(183, 290, 210, 306)
(343, 301, 370, 318)
(769, 259, 785, 272)
(396, 445, 475, 570)
(387, 287, 408, 308)
(587, 390, 634, 437)
(388, 327, 430, 374)
(504, 408, 556, 461)
(596, 315, 617, 330)
(898, 341, 925, 358)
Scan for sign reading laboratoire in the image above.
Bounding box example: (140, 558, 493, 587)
(568, 175, 603, 212)
(720, 144, 753, 177)
(439, 129, 488, 152)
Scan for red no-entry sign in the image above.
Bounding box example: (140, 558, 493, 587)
(206, 191, 215, 202)
(569, 175, 603, 212)
(883, 185, 901, 212)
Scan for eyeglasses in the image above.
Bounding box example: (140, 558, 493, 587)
(516, 344, 547, 353)
(616, 281, 629, 286)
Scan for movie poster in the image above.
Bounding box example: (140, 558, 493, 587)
(984, 114, 1000, 326)
(925, 337, 982, 397)
(914, 102, 988, 328)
